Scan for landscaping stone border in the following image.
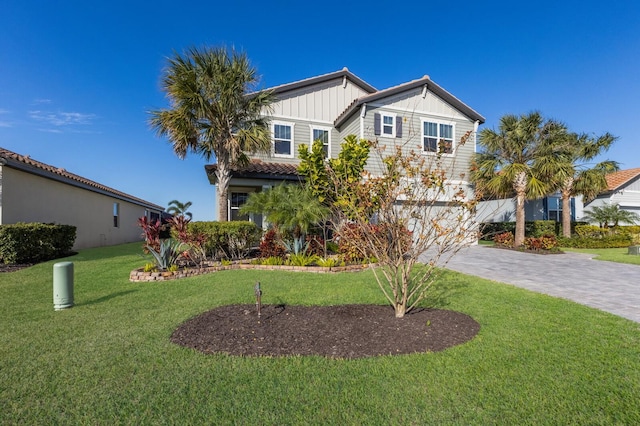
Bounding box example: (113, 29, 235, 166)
(129, 261, 370, 282)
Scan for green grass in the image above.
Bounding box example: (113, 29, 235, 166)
(2, 243, 640, 424)
(562, 246, 640, 265)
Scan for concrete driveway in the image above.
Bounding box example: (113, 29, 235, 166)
(437, 245, 640, 323)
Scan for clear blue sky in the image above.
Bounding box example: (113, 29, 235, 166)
(2, 0, 639, 221)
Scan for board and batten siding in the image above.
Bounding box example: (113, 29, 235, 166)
(610, 189, 640, 207)
(359, 92, 477, 184)
(272, 79, 370, 122)
(253, 116, 343, 163)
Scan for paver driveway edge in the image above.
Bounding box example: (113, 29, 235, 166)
(427, 245, 640, 324)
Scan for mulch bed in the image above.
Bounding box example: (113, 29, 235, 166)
(492, 245, 563, 255)
(171, 304, 480, 359)
(0, 264, 32, 273)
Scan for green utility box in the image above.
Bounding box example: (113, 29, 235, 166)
(629, 246, 640, 256)
(53, 262, 74, 310)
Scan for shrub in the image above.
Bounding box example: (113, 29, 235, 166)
(574, 224, 605, 238)
(260, 256, 285, 266)
(305, 235, 325, 257)
(524, 235, 558, 251)
(316, 257, 339, 268)
(481, 220, 576, 240)
(259, 229, 287, 259)
(336, 222, 412, 263)
(145, 239, 185, 270)
(528, 221, 556, 237)
(336, 222, 371, 262)
(137, 217, 163, 252)
(558, 235, 633, 248)
(286, 254, 318, 266)
(188, 221, 261, 260)
(493, 231, 514, 247)
(0, 223, 76, 264)
(143, 262, 157, 272)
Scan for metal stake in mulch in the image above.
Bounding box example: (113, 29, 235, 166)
(254, 281, 262, 317)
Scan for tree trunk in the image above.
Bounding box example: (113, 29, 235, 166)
(561, 178, 574, 238)
(561, 191, 572, 238)
(216, 163, 231, 222)
(513, 171, 527, 247)
(514, 191, 526, 247)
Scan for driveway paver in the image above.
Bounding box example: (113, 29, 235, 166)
(435, 245, 640, 323)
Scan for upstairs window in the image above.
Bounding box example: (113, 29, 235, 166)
(273, 123, 293, 157)
(374, 112, 402, 138)
(312, 127, 330, 159)
(382, 114, 394, 136)
(423, 121, 454, 154)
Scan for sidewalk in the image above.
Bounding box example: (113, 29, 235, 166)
(437, 245, 640, 323)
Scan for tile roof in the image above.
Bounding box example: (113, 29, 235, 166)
(605, 168, 640, 191)
(0, 147, 164, 210)
(205, 159, 300, 183)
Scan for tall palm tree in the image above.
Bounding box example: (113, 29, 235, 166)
(552, 132, 618, 237)
(149, 46, 274, 222)
(166, 200, 193, 219)
(472, 112, 567, 246)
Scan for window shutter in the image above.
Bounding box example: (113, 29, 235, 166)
(396, 116, 402, 138)
(570, 198, 576, 221)
(374, 113, 381, 135)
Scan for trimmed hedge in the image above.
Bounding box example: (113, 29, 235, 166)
(188, 221, 261, 260)
(0, 223, 76, 264)
(481, 220, 561, 239)
(558, 235, 633, 249)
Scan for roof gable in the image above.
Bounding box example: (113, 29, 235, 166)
(0, 147, 164, 210)
(334, 76, 485, 127)
(265, 67, 377, 96)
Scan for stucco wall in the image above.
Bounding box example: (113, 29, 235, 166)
(1, 167, 156, 249)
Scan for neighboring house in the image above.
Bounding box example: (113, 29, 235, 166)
(205, 68, 485, 225)
(0, 147, 164, 249)
(585, 168, 640, 216)
(477, 194, 584, 224)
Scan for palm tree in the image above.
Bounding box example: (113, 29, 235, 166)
(149, 46, 274, 222)
(552, 132, 618, 237)
(240, 184, 329, 254)
(583, 203, 640, 228)
(166, 200, 193, 219)
(472, 112, 567, 246)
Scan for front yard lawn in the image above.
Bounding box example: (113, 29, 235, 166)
(1, 242, 639, 424)
(562, 246, 640, 265)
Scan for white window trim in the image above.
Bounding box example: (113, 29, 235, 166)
(381, 112, 396, 138)
(272, 121, 295, 158)
(309, 125, 332, 159)
(421, 119, 456, 156)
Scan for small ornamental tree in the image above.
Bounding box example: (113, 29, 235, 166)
(240, 184, 329, 254)
(330, 131, 478, 318)
(298, 134, 371, 207)
(583, 203, 640, 228)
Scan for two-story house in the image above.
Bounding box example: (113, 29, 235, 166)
(205, 68, 485, 225)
